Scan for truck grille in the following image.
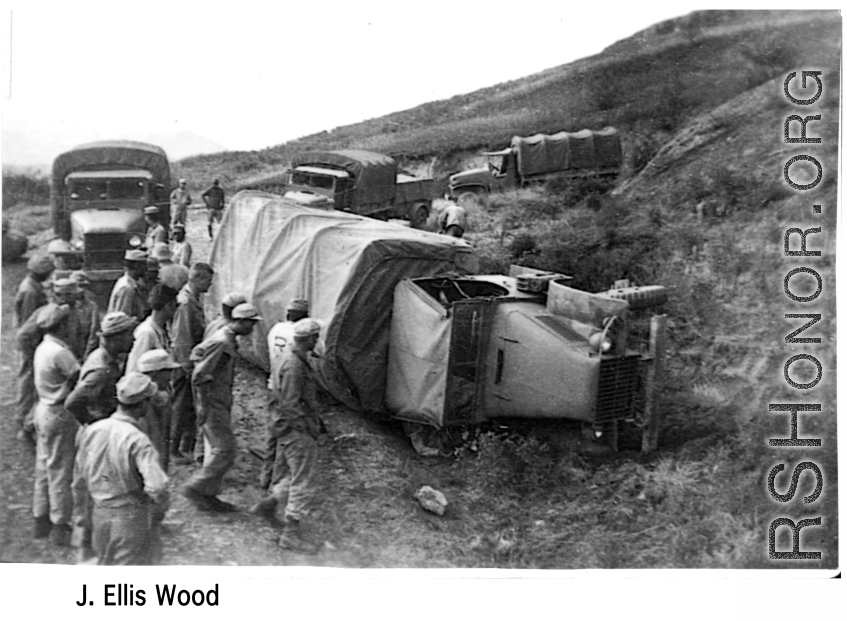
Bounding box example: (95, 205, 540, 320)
(84, 233, 126, 269)
(596, 355, 640, 423)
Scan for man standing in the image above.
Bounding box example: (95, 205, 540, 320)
(65, 312, 136, 424)
(107, 249, 149, 322)
(31, 304, 80, 546)
(70, 271, 101, 360)
(249, 318, 324, 554)
(170, 224, 192, 268)
(170, 263, 214, 463)
(181, 303, 262, 512)
(170, 178, 192, 229)
(125, 284, 178, 374)
(73, 372, 169, 565)
(204, 291, 247, 340)
(143, 206, 167, 251)
(15, 253, 55, 434)
(201, 178, 225, 239)
(438, 202, 468, 238)
(153, 242, 189, 292)
(137, 349, 181, 471)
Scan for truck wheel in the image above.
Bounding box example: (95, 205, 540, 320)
(408, 203, 429, 230)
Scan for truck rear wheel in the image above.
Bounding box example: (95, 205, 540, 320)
(408, 203, 429, 230)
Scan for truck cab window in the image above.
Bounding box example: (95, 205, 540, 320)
(109, 179, 146, 200)
(69, 181, 108, 200)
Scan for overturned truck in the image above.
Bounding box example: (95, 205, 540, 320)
(209, 191, 666, 452)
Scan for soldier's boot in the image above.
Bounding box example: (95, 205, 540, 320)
(278, 517, 318, 555)
(208, 224, 214, 240)
(248, 497, 278, 519)
(33, 515, 52, 539)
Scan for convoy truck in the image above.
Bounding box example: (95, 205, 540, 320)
(49, 141, 171, 301)
(210, 190, 667, 453)
(447, 127, 622, 201)
(242, 150, 434, 229)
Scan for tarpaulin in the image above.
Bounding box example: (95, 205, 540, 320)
(290, 150, 398, 207)
(511, 127, 621, 177)
(207, 190, 477, 413)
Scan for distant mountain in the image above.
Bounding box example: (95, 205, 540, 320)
(1, 129, 226, 170)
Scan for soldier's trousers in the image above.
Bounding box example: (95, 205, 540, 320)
(170, 367, 196, 455)
(33, 403, 79, 525)
(270, 430, 318, 522)
(92, 504, 154, 565)
(15, 351, 36, 428)
(185, 402, 235, 497)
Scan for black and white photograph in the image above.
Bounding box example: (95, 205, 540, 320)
(0, 2, 841, 604)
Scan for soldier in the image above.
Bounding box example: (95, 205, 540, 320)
(31, 303, 80, 546)
(73, 372, 169, 565)
(181, 303, 262, 512)
(125, 284, 178, 374)
(137, 349, 181, 471)
(70, 271, 102, 360)
(249, 318, 324, 554)
(14, 253, 55, 435)
(65, 312, 137, 424)
(204, 291, 247, 340)
(170, 262, 214, 464)
(170, 224, 192, 268)
(438, 202, 468, 238)
(201, 178, 225, 239)
(153, 242, 189, 292)
(143, 206, 167, 251)
(107, 249, 149, 322)
(170, 178, 192, 229)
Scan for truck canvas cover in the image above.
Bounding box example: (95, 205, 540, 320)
(51, 140, 170, 237)
(290, 150, 398, 206)
(207, 190, 477, 413)
(511, 127, 621, 176)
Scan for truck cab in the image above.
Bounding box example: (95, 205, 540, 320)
(284, 165, 351, 209)
(447, 148, 515, 199)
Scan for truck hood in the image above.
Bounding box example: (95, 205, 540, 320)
(449, 167, 490, 188)
(70, 208, 144, 235)
(283, 190, 334, 208)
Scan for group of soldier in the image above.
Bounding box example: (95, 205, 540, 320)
(13, 188, 327, 565)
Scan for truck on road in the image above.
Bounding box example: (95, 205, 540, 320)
(49, 141, 171, 302)
(210, 190, 667, 453)
(447, 127, 622, 201)
(243, 150, 434, 229)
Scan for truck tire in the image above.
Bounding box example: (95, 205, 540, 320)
(408, 203, 429, 230)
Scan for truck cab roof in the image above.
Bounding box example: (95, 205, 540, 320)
(66, 169, 153, 180)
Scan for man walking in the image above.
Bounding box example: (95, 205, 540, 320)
(170, 263, 214, 463)
(181, 303, 261, 512)
(201, 178, 225, 239)
(31, 304, 80, 546)
(170, 178, 192, 229)
(73, 372, 169, 565)
(108, 249, 149, 322)
(249, 318, 324, 553)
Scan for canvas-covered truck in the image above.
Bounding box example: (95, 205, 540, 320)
(49, 140, 171, 301)
(447, 127, 622, 201)
(209, 190, 667, 453)
(241, 150, 434, 229)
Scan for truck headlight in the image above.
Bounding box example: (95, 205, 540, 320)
(589, 332, 613, 353)
(71, 238, 84, 250)
(128, 235, 143, 248)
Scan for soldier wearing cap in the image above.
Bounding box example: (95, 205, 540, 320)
(171, 224, 192, 268)
(170, 262, 214, 463)
(65, 312, 137, 424)
(71, 271, 102, 360)
(204, 291, 247, 340)
(125, 284, 178, 374)
(14, 253, 56, 434)
(107, 249, 149, 322)
(137, 349, 181, 471)
(249, 317, 325, 554)
(170, 178, 192, 229)
(73, 372, 169, 565)
(143, 206, 167, 251)
(50, 278, 96, 362)
(30, 303, 80, 546)
(181, 303, 262, 512)
(154, 242, 189, 292)
(201, 178, 225, 239)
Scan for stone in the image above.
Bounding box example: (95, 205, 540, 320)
(415, 485, 447, 516)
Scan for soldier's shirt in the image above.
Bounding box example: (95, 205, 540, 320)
(191, 325, 238, 415)
(15, 274, 47, 327)
(33, 334, 79, 405)
(107, 273, 145, 322)
(171, 284, 206, 366)
(64, 347, 124, 423)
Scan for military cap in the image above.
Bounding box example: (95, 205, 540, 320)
(98, 311, 137, 336)
(27, 254, 55, 275)
(70, 270, 90, 286)
(222, 292, 247, 308)
(179, 178, 187, 184)
(116, 372, 158, 405)
(137, 349, 181, 373)
(143, 205, 159, 215)
(124, 249, 148, 262)
(35, 303, 71, 331)
(287, 298, 309, 313)
(293, 318, 322, 338)
(172, 223, 186, 231)
(231, 303, 262, 321)
(52, 278, 81, 295)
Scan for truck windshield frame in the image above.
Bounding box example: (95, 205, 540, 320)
(67, 176, 149, 204)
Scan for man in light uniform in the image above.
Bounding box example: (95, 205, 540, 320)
(204, 291, 247, 340)
(65, 312, 136, 424)
(73, 372, 169, 565)
(170, 262, 214, 463)
(31, 304, 80, 546)
(170, 178, 192, 229)
(181, 303, 261, 512)
(249, 318, 324, 554)
(170, 224, 192, 268)
(438, 202, 468, 238)
(125, 284, 178, 374)
(153, 242, 189, 292)
(137, 349, 181, 471)
(107, 249, 149, 322)
(143, 206, 167, 251)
